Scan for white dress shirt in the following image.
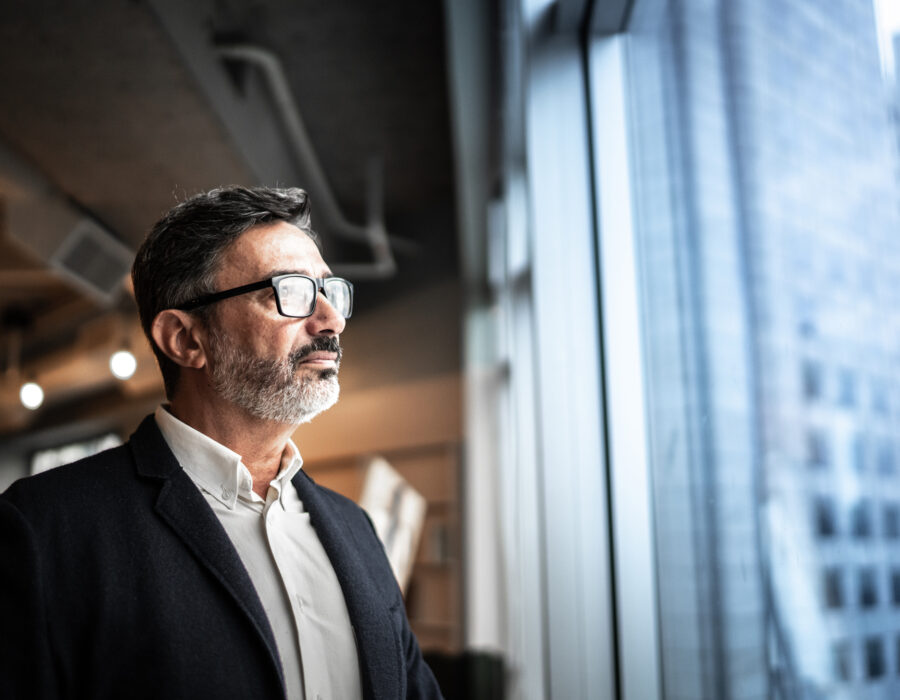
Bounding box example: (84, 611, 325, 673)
(154, 406, 362, 700)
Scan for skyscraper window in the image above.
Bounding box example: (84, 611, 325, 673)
(890, 569, 900, 606)
(884, 503, 900, 539)
(878, 440, 896, 474)
(859, 568, 879, 609)
(866, 636, 886, 679)
(806, 429, 831, 469)
(814, 497, 839, 539)
(833, 640, 853, 681)
(895, 635, 900, 678)
(851, 500, 874, 539)
(803, 360, 824, 402)
(823, 567, 844, 609)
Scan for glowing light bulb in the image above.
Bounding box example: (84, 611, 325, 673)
(19, 381, 44, 410)
(110, 349, 137, 380)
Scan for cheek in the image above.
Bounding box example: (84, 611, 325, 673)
(232, 314, 314, 356)
(249, 318, 295, 345)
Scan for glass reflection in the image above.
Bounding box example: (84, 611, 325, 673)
(623, 0, 900, 696)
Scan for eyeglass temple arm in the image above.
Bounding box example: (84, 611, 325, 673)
(177, 279, 273, 311)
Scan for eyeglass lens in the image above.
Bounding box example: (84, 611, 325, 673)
(276, 276, 352, 318)
(322, 278, 352, 317)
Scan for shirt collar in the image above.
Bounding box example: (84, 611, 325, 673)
(154, 405, 303, 509)
(272, 440, 304, 507)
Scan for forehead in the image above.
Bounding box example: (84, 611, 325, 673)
(216, 220, 328, 286)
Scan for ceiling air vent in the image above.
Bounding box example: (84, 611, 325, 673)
(49, 219, 133, 306)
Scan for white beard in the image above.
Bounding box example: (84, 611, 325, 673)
(207, 328, 340, 425)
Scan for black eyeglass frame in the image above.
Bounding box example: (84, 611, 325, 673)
(176, 273, 354, 319)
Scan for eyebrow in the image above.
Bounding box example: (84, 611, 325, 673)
(264, 269, 334, 279)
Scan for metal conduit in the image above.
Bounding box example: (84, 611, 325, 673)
(216, 44, 397, 279)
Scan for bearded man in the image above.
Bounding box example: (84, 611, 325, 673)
(0, 186, 442, 700)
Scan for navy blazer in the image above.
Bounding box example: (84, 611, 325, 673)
(0, 415, 442, 699)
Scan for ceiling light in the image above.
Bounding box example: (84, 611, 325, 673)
(19, 381, 44, 410)
(109, 349, 137, 380)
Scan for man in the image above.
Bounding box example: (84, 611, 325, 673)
(0, 186, 443, 699)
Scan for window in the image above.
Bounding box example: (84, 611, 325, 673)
(896, 635, 900, 678)
(833, 640, 853, 682)
(814, 498, 839, 539)
(589, 0, 900, 696)
(891, 569, 900, 606)
(859, 568, 879, 609)
(803, 360, 824, 402)
(851, 500, 874, 539)
(805, 429, 830, 469)
(823, 567, 844, 608)
(885, 504, 900, 539)
(877, 440, 895, 474)
(31, 433, 122, 475)
(796, 299, 817, 338)
(866, 637, 886, 679)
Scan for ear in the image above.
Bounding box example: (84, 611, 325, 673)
(150, 309, 209, 370)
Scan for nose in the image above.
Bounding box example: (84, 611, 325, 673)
(305, 289, 346, 336)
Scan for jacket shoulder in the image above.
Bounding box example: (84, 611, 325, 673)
(3, 443, 133, 498)
(2, 414, 171, 514)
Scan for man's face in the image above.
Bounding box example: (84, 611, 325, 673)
(202, 221, 347, 424)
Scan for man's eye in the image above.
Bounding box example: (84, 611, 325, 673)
(252, 290, 276, 306)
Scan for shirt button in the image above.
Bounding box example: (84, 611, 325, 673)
(221, 487, 233, 500)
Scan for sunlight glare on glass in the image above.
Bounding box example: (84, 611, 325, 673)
(19, 381, 44, 410)
(874, 0, 900, 79)
(109, 349, 137, 380)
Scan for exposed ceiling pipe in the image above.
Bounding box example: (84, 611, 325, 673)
(216, 43, 397, 279)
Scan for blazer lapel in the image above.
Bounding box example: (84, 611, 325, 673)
(291, 470, 403, 700)
(128, 416, 285, 694)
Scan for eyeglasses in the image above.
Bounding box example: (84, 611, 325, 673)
(177, 274, 354, 319)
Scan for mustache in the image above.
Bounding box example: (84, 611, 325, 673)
(290, 336, 342, 368)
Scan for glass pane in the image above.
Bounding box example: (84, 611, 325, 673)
(619, 0, 900, 696)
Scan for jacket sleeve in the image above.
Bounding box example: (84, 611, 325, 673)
(395, 601, 444, 699)
(0, 497, 58, 700)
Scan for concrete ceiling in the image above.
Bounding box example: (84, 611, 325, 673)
(0, 0, 460, 433)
